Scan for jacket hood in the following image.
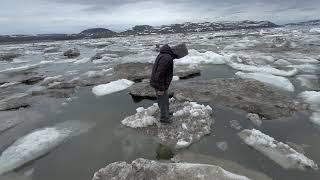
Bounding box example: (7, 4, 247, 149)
(160, 44, 174, 55)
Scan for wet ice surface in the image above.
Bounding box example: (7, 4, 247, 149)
(0, 26, 319, 180)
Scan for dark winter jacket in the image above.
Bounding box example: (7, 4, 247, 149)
(150, 44, 176, 91)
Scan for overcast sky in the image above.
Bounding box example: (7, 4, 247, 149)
(1, 0, 319, 35)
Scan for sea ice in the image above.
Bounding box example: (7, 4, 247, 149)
(239, 129, 318, 170)
(122, 99, 213, 149)
(296, 75, 319, 90)
(0, 82, 21, 88)
(287, 64, 318, 73)
(175, 49, 227, 65)
(0, 64, 41, 74)
(310, 28, 320, 33)
(172, 76, 180, 81)
(74, 57, 91, 64)
(92, 79, 134, 96)
(121, 104, 159, 128)
(92, 158, 251, 180)
(229, 63, 298, 76)
(273, 59, 291, 66)
(299, 91, 320, 111)
(0, 120, 94, 175)
(310, 112, 320, 127)
(236, 72, 295, 92)
(41, 75, 64, 85)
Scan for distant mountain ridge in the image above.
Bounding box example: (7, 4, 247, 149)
(285, 20, 320, 26)
(0, 20, 278, 44)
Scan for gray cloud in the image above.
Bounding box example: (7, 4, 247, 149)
(0, 0, 319, 34)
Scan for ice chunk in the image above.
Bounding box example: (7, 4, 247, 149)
(274, 59, 291, 66)
(229, 63, 298, 76)
(0, 120, 94, 175)
(310, 28, 320, 33)
(216, 141, 228, 151)
(172, 76, 180, 81)
(0, 64, 41, 74)
(41, 75, 64, 85)
(122, 100, 213, 149)
(0, 82, 20, 88)
(92, 79, 134, 96)
(74, 57, 91, 64)
(239, 129, 318, 170)
(175, 49, 226, 65)
(310, 112, 320, 127)
(122, 104, 159, 128)
(287, 64, 318, 73)
(176, 139, 192, 149)
(246, 113, 262, 127)
(297, 75, 319, 90)
(230, 120, 242, 130)
(84, 68, 113, 78)
(287, 58, 320, 64)
(92, 158, 251, 180)
(12, 59, 30, 64)
(299, 91, 320, 111)
(236, 72, 295, 92)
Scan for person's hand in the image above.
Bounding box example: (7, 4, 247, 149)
(157, 91, 164, 96)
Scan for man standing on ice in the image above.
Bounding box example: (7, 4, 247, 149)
(150, 44, 188, 123)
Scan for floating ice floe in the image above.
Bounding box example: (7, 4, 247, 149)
(0, 82, 21, 88)
(92, 79, 134, 96)
(74, 57, 91, 64)
(172, 76, 180, 81)
(0, 120, 94, 175)
(41, 75, 64, 86)
(287, 58, 320, 64)
(92, 158, 251, 180)
(296, 75, 319, 90)
(310, 112, 320, 127)
(273, 59, 291, 66)
(12, 59, 30, 64)
(239, 129, 318, 170)
(236, 72, 295, 92)
(310, 28, 320, 33)
(122, 99, 213, 149)
(246, 113, 262, 127)
(83, 68, 113, 78)
(175, 49, 227, 65)
(287, 64, 319, 73)
(299, 91, 320, 127)
(299, 91, 320, 111)
(0, 64, 41, 74)
(229, 63, 298, 76)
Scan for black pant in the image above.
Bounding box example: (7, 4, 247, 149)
(156, 90, 169, 120)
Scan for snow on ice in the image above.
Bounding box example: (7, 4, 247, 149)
(229, 63, 298, 76)
(299, 91, 320, 111)
(236, 72, 295, 92)
(239, 129, 318, 171)
(92, 79, 134, 96)
(0, 64, 41, 74)
(92, 158, 251, 180)
(175, 49, 227, 65)
(122, 104, 159, 128)
(122, 99, 213, 149)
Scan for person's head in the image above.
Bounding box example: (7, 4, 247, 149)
(171, 43, 188, 59)
(159, 43, 188, 60)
